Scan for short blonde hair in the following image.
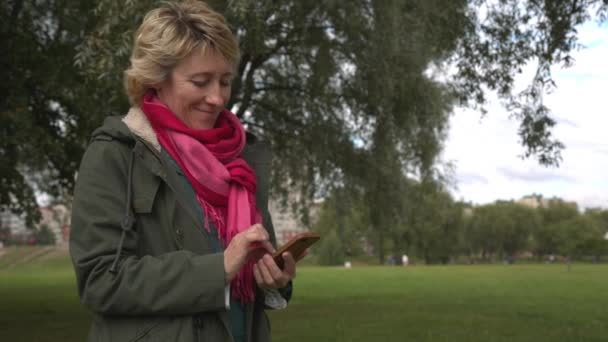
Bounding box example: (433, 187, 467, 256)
(124, 0, 240, 105)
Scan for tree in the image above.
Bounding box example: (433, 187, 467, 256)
(583, 209, 608, 258)
(531, 199, 579, 257)
(457, 205, 476, 260)
(317, 230, 345, 266)
(313, 175, 469, 265)
(468, 201, 539, 261)
(468, 204, 504, 261)
(3, 0, 607, 228)
(554, 215, 603, 260)
(454, 0, 608, 165)
(1, 0, 118, 224)
(313, 187, 369, 258)
(585, 208, 608, 236)
(500, 202, 541, 258)
(533, 221, 563, 258)
(539, 199, 580, 226)
(405, 180, 464, 264)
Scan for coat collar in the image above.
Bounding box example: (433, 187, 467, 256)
(122, 107, 161, 151)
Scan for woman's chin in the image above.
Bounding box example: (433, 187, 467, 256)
(189, 119, 217, 130)
(188, 111, 218, 129)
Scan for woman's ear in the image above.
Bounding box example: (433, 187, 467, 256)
(151, 78, 167, 92)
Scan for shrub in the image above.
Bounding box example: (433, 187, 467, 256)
(317, 230, 345, 266)
(34, 225, 56, 245)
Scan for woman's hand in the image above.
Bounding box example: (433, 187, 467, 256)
(253, 252, 296, 289)
(224, 224, 274, 283)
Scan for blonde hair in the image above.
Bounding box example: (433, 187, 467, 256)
(124, 0, 240, 105)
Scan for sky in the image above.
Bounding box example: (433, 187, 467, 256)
(442, 21, 608, 210)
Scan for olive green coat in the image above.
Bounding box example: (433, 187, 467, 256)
(70, 107, 287, 342)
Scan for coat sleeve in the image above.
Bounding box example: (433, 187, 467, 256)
(253, 145, 293, 306)
(70, 139, 226, 316)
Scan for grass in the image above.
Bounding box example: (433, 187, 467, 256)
(0, 248, 91, 341)
(1, 248, 606, 341)
(270, 265, 607, 341)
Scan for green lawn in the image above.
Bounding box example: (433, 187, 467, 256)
(1, 248, 606, 341)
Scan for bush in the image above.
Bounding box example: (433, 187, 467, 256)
(317, 230, 345, 266)
(34, 225, 56, 245)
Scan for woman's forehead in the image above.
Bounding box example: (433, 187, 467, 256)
(174, 47, 234, 77)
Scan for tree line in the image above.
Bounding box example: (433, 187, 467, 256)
(314, 186, 608, 265)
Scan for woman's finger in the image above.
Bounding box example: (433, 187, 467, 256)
(253, 264, 266, 288)
(261, 254, 283, 279)
(245, 224, 266, 241)
(281, 252, 297, 279)
(257, 259, 277, 287)
(225, 224, 271, 282)
(260, 254, 292, 288)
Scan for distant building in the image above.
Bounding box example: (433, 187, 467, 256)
(517, 195, 577, 210)
(0, 204, 70, 246)
(517, 195, 546, 209)
(0, 209, 28, 236)
(38, 204, 71, 246)
(463, 207, 474, 217)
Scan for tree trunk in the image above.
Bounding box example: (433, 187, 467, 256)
(377, 231, 385, 265)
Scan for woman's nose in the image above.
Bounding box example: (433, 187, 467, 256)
(205, 84, 226, 107)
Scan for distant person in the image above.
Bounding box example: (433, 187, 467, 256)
(401, 254, 409, 266)
(69, 2, 295, 341)
(387, 254, 396, 265)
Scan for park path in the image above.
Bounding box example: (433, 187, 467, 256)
(0, 246, 56, 270)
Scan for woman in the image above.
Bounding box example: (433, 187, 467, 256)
(70, 1, 296, 341)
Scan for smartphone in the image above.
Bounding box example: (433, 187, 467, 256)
(273, 232, 321, 269)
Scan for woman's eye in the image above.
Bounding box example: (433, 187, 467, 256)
(191, 80, 209, 87)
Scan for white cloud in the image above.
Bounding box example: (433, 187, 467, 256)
(443, 21, 608, 209)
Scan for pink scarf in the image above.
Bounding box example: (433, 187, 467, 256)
(141, 90, 261, 304)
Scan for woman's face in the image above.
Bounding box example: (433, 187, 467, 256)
(156, 47, 233, 129)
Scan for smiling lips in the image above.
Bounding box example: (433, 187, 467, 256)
(194, 107, 218, 115)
